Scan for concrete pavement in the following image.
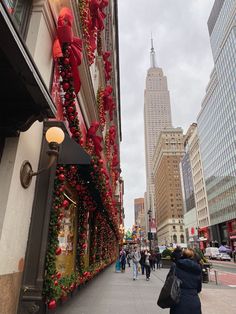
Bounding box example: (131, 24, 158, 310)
(53, 263, 236, 314)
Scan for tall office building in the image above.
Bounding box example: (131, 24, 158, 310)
(144, 40, 172, 227)
(153, 128, 185, 245)
(197, 0, 236, 247)
(134, 198, 145, 225)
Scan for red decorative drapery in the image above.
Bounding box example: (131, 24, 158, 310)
(87, 121, 103, 157)
(53, 8, 83, 94)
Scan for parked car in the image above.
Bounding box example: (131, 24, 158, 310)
(216, 253, 231, 261)
(204, 247, 219, 259)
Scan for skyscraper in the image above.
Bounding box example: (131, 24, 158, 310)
(197, 0, 236, 246)
(144, 39, 172, 225)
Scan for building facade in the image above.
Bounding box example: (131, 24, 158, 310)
(153, 128, 185, 245)
(144, 40, 172, 231)
(0, 1, 122, 313)
(180, 124, 198, 246)
(188, 126, 211, 247)
(197, 0, 236, 248)
(180, 123, 211, 248)
(134, 198, 145, 226)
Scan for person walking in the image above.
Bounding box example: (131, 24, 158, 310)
(140, 250, 146, 275)
(168, 248, 202, 314)
(131, 246, 141, 280)
(145, 250, 151, 281)
(127, 251, 132, 267)
(156, 248, 162, 269)
(119, 248, 126, 272)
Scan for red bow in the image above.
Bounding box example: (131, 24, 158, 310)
(53, 8, 82, 94)
(87, 121, 103, 156)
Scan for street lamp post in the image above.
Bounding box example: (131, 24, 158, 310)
(147, 209, 152, 251)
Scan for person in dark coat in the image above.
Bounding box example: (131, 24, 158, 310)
(140, 250, 146, 275)
(169, 248, 202, 314)
(171, 246, 182, 262)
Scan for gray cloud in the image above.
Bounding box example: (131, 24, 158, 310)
(118, 0, 215, 229)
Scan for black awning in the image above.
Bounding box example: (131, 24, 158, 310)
(0, 3, 56, 136)
(58, 132, 91, 165)
(44, 121, 91, 166)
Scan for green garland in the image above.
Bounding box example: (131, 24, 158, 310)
(44, 165, 118, 308)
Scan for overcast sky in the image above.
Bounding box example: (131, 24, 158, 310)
(118, 0, 215, 229)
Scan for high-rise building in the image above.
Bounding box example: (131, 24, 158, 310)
(134, 198, 145, 225)
(153, 128, 185, 245)
(180, 123, 211, 248)
(180, 124, 197, 246)
(197, 0, 236, 247)
(144, 39, 172, 228)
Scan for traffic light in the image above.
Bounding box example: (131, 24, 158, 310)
(148, 232, 153, 240)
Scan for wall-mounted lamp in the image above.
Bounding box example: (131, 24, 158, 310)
(20, 127, 65, 189)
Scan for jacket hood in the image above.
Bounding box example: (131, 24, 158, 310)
(176, 259, 201, 275)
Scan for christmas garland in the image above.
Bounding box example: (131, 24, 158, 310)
(78, 0, 109, 65)
(44, 165, 118, 309)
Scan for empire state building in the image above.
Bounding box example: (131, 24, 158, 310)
(144, 40, 172, 222)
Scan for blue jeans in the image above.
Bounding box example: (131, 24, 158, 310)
(133, 262, 139, 279)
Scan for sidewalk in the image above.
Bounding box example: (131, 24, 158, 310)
(53, 264, 236, 314)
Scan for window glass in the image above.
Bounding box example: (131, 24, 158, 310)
(3, 0, 31, 34)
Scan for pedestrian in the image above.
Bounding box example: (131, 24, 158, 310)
(156, 248, 162, 269)
(168, 248, 202, 314)
(151, 250, 157, 271)
(131, 246, 141, 280)
(119, 247, 126, 272)
(145, 250, 151, 281)
(140, 250, 146, 275)
(171, 246, 182, 263)
(127, 251, 132, 267)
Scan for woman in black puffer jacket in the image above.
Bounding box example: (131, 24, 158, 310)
(170, 248, 202, 314)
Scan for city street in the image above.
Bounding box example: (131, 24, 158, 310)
(207, 260, 236, 286)
(52, 263, 236, 314)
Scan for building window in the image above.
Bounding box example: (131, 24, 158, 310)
(2, 0, 32, 37)
(173, 234, 177, 243)
(180, 234, 185, 243)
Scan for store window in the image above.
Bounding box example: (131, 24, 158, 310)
(2, 0, 32, 36)
(56, 190, 78, 276)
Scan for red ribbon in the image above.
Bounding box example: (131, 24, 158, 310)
(103, 85, 113, 110)
(53, 8, 83, 94)
(103, 51, 112, 81)
(89, 0, 107, 31)
(87, 121, 103, 156)
(102, 85, 115, 120)
(109, 125, 116, 145)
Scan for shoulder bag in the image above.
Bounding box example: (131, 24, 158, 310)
(157, 263, 182, 309)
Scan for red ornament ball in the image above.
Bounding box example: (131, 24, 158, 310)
(63, 82, 70, 91)
(55, 247, 62, 255)
(48, 300, 56, 310)
(58, 174, 65, 181)
(62, 199, 69, 208)
(63, 58, 70, 65)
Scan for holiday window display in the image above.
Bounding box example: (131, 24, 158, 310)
(43, 165, 118, 308)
